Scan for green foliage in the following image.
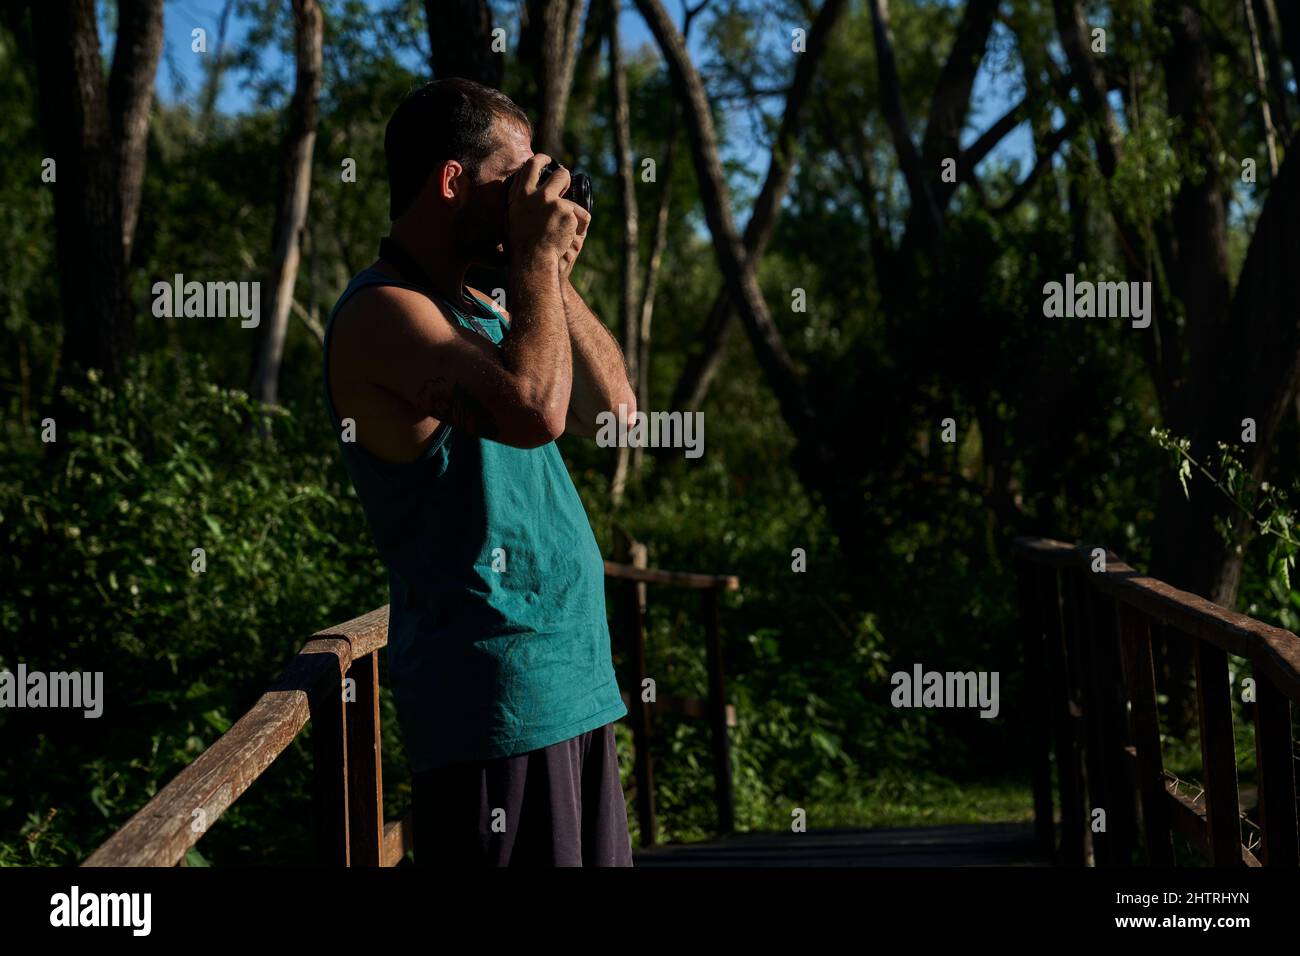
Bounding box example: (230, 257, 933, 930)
(0, 354, 398, 863)
(6, 0, 1293, 864)
(1151, 426, 1300, 626)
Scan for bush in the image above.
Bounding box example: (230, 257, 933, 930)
(0, 353, 395, 864)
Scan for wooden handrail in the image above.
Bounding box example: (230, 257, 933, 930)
(84, 560, 739, 866)
(83, 609, 390, 867)
(1012, 535, 1300, 868)
(1013, 538, 1300, 701)
(604, 560, 739, 591)
(609, 535, 739, 846)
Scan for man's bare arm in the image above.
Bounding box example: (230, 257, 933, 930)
(344, 155, 581, 449)
(345, 254, 570, 450)
(560, 278, 637, 437)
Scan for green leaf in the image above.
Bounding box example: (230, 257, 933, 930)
(201, 709, 231, 735)
(89, 785, 112, 819)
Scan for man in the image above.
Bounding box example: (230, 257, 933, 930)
(322, 78, 635, 866)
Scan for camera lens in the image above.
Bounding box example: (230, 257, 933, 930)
(570, 173, 592, 214)
(505, 163, 592, 214)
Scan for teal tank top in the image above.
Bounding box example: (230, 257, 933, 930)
(322, 267, 627, 772)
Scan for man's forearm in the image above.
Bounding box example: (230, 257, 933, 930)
(500, 253, 574, 438)
(560, 278, 636, 434)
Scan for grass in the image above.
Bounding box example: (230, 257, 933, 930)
(627, 772, 1035, 847)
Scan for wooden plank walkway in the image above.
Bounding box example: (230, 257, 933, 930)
(632, 822, 1046, 867)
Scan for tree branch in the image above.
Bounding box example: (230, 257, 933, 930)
(867, 0, 940, 239)
(919, 0, 1000, 166)
(635, 0, 827, 466)
(958, 95, 1028, 177)
(990, 116, 1079, 216)
(667, 0, 848, 413)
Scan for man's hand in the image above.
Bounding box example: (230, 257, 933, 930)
(508, 155, 590, 270)
(559, 212, 587, 279)
(330, 154, 579, 456)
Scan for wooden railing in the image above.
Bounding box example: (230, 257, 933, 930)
(606, 535, 740, 846)
(1013, 535, 1300, 867)
(83, 554, 739, 867)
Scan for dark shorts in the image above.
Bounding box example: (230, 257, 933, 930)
(412, 720, 633, 867)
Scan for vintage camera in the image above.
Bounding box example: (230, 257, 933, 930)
(500, 160, 591, 263)
(508, 160, 592, 214)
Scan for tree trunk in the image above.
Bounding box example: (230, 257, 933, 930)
(868, 0, 942, 255)
(566, 0, 613, 154)
(669, 0, 847, 413)
(915, 0, 998, 230)
(1150, 143, 1300, 609)
(427, 0, 502, 87)
(874, 0, 1000, 262)
(1244, 0, 1281, 174)
(633, 0, 832, 478)
(608, 0, 639, 504)
(30, 0, 163, 390)
(635, 104, 677, 460)
(1138, 0, 1292, 613)
(198, 0, 237, 129)
(108, 0, 164, 264)
(1274, 0, 1300, 73)
(533, 0, 587, 156)
(1254, 0, 1291, 138)
(1053, 0, 1178, 416)
(249, 0, 323, 406)
(1157, 0, 1230, 398)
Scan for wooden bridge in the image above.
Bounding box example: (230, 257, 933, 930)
(83, 539, 740, 866)
(1014, 536, 1300, 867)
(81, 535, 1300, 867)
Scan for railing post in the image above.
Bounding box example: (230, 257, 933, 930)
(1117, 606, 1174, 865)
(703, 586, 735, 837)
(1040, 564, 1086, 865)
(1193, 639, 1243, 865)
(1253, 674, 1299, 866)
(1083, 584, 1138, 866)
(617, 535, 657, 848)
(1010, 537, 1300, 869)
(345, 650, 385, 866)
(310, 644, 351, 866)
(1065, 564, 1106, 865)
(1016, 557, 1055, 858)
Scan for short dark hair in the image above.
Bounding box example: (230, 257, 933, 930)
(384, 78, 532, 220)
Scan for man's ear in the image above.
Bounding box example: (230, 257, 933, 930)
(438, 160, 467, 202)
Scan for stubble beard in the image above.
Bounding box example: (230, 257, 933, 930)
(453, 184, 508, 270)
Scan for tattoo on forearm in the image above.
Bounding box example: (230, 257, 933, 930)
(418, 376, 499, 440)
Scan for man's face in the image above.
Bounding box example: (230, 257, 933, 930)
(452, 117, 533, 268)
